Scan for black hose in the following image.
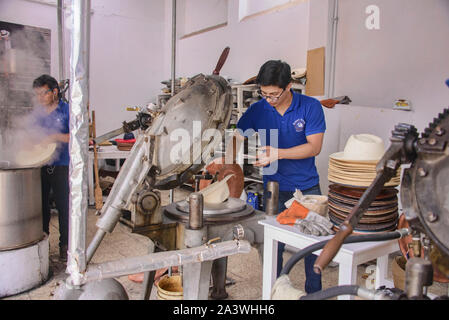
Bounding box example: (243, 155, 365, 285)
(299, 285, 359, 300)
(280, 229, 405, 276)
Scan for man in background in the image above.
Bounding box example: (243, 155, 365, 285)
(32, 74, 70, 262)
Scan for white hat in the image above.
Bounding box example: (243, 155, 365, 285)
(291, 68, 306, 79)
(330, 134, 385, 161)
(196, 174, 234, 205)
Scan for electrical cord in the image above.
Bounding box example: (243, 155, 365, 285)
(299, 285, 360, 300)
(280, 228, 409, 277)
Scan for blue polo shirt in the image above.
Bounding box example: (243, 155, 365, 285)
(237, 90, 326, 191)
(33, 99, 70, 166)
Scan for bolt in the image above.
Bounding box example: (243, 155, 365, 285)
(419, 138, 427, 145)
(428, 138, 437, 145)
(435, 126, 445, 136)
(417, 168, 427, 177)
(427, 211, 438, 223)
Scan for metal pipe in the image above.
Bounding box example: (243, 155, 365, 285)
(188, 193, 204, 230)
(92, 126, 125, 145)
(327, 0, 339, 98)
(80, 239, 251, 285)
(405, 257, 433, 299)
(67, 0, 91, 282)
(167, 0, 177, 204)
(265, 181, 279, 216)
(57, 0, 65, 81)
(171, 0, 177, 96)
(86, 229, 106, 263)
(85, 133, 153, 263)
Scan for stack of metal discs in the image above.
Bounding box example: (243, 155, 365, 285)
(327, 184, 399, 233)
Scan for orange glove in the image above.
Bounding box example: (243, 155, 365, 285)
(276, 201, 310, 226)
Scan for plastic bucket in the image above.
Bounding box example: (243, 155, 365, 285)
(156, 274, 183, 300)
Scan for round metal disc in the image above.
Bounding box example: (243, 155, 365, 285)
(164, 198, 255, 225)
(175, 197, 247, 215)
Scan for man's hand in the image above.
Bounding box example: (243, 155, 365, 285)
(254, 146, 280, 167)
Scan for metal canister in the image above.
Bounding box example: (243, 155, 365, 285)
(0, 168, 43, 250)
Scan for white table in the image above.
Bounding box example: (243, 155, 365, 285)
(88, 145, 130, 206)
(259, 217, 399, 300)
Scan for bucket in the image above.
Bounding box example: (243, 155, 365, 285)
(156, 274, 183, 300)
(392, 255, 406, 291)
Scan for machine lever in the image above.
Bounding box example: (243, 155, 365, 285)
(314, 124, 418, 274)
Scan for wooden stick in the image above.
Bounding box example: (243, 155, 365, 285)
(92, 110, 103, 211)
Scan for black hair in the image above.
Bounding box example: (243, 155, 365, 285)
(32, 74, 60, 99)
(256, 60, 292, 89)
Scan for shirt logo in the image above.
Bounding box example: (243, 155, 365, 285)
(293, 118, 305, 132)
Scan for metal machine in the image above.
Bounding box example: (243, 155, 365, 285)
(273, 105, 449, 300)
(0, 161, 49, 297)
(55, 72, 270, 300)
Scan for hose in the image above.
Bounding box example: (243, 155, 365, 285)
(299, 285, 360, 300)
(280, 228, 409, 276)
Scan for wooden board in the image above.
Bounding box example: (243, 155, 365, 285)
(305, 47, 325, 96)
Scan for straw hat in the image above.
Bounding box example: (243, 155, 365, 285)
(15, 142, 57, 167)
(330, 134, 385, 162)
(328, 133, 400, 187)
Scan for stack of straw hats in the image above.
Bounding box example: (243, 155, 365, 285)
(327, 134, 400, 233)
(328, 134, 400, 187)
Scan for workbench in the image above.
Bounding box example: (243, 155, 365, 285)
(259, 217, 399, 300)
(88, 145, 130, 206)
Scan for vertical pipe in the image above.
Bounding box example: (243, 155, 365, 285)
(67, 0, 91, 284)
(169, 0, 177, 204)
(57, 0, 65, 81)
(170, 0, 177, 96)
(188, 193, 204, 230)
(405, 258, 433, 299)
(265, 181, 279, 216)
(328, 0, 339, 98)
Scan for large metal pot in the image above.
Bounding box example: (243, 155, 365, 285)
(0, 167, 43, 250)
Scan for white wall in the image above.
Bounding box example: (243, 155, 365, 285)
(334, 0, 449, 124)
(0, 0, 166, 136)
(88, 0, 165, 136)
(311, 0, 449, 194)
(166, 0, 310, 83)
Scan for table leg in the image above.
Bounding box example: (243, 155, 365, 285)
(262, 232, 278, 300)
(88, 154, 94, 206)
(338, 260, 358, 300)
(375, 255, 390, 289)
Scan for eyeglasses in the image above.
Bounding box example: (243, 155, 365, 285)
(257, 88, 285, 102)
(34, 89, 52, 97)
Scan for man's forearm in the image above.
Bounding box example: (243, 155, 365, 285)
(54, 133, 70, 143)
(278, 143, 321, 160)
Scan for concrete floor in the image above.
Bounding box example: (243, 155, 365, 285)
(3, 187, 448, 300)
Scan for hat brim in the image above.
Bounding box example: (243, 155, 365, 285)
(329, 151, 380, 163)
(328, 174, 400, 187)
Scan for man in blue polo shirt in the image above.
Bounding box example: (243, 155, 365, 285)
(236, 60, 326, 294)
(32, 74, 70, 262)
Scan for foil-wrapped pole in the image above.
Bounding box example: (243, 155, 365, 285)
(67, 0, 91, 285)
(80, 239, 251, 285)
